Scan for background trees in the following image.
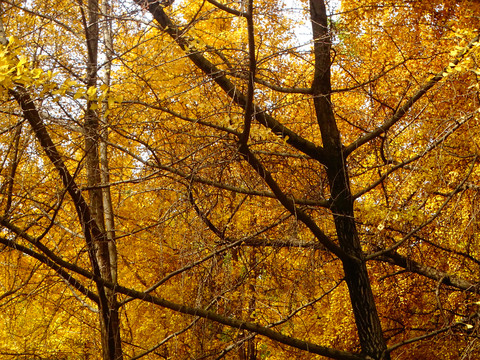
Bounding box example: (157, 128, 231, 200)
(0, 0, 480, 359)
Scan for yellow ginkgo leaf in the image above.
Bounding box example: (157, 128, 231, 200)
(86, 86, 97, 99)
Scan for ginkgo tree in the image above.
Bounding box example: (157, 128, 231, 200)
(0, 0, 480, 359)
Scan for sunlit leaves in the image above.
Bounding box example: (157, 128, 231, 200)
(0, 38, 43, 92)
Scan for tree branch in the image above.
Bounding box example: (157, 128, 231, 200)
(237, 142, 348, 260)
(373, 251, 477, 292)
(0, 220, 365, 360)
(133, 0, 329, 165)
(344, 33, 480, 157)
(239, 0, 256, 144)
(0, 235, 99, 303)
(106, 139, 330, 207)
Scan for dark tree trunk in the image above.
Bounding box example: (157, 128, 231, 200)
(309, 0, 389, 358)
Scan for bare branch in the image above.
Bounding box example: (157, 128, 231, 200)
(239, 0, 256, 144)
(0, 234, 99, 303)
(367, 156, 477, 260)
(106, 140, 330, 207)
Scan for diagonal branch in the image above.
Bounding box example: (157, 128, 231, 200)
(367, 155, 477, 260)
(384, 321, 465, 356)
(205, 0, 247, 17)
(235, 73, 312, 94)
(0, 217, 364, 360)
(133, 0, 329, 165)
(344, 33, 480, 157)
(106, 139, 330, 207)
(1, 217, 473, 359)
(0, 235, 99, 303)
(213, 279, 344, 359)
(8, 86, 114, 338)
(373, 251, 477, 292)
(113, 280, 366, 360)
(188, 187, 224, 239)
(120, 213, 292, 306)
(237, 142, 348, 260)
(353, 109, 476, 200)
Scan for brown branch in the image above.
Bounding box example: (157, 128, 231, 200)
(230, 72, 312, 94)
(106, 140, 330, 207)
(366, 156, 477, 260)
(3, 122, 22, 216)
(188, 187, 224, 239)
(332, 61, 405, 94)
(384, 322, 464, 356)
(114, 283, 366, 359)
(353, 111, 475, 200)
(237, 142, 348, 260)
(125, 100, 241, 136)
(344, 32, 480, 157)
(0, 212, 362, 360)
(9, 86, 114, 341)
(0, 235, 99, 303)
(120, 213, 292, 305)
(373, 251, 477, 292)
(205, 0, 247, 17)
(2, 0, 79, 35)
(10, 88, 106, 251)
(213, 279, 344, 360)
(129, 318, 200, 360)
(239, 0, 256, 144)
(0, 267, 35, 302)
(132, 0, 329, 165)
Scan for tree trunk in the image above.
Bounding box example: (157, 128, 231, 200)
(309, 1, 389, 358)
(100, 0, 118, 285)
(84, 0, 122, 358)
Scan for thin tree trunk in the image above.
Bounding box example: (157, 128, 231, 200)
(84, 0, 122, 358)
(309, 1, 389, 359)
(100, 0, 118, 286)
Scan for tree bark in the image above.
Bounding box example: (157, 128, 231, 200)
(309, 1, 389, 359)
